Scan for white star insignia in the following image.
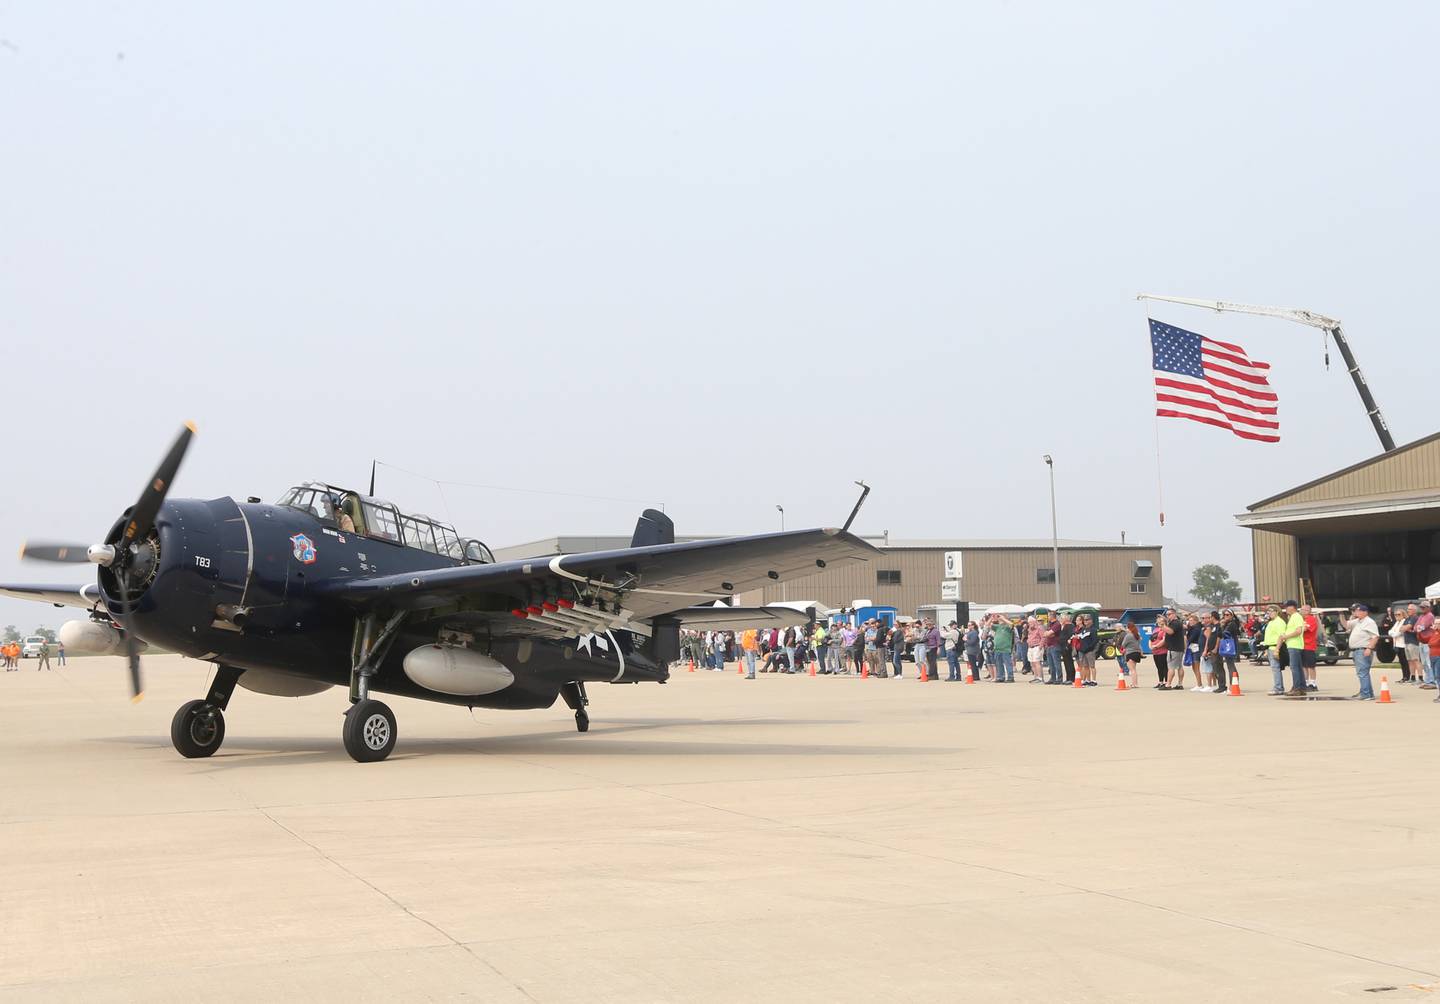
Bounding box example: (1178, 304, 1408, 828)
(577, 632, 610, 656)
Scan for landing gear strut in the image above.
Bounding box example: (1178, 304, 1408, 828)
(170, 665, 243, 759)
(560, 681, 590, 733)
(344, 611, 407, 763)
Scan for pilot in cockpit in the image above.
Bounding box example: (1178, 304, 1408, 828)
(335, 495, 356, 533)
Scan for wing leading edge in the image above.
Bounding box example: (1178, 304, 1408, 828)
(0, 583, 102, 609)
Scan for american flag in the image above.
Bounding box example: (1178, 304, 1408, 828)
(1150, 319, 1279, 443)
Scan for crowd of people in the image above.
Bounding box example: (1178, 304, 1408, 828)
(681, 597, 1408, 701)
(683, 609, 1103, 686)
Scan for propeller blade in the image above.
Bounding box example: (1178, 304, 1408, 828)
(19, 541, 92, 563)
(115, 568, 143, 702)
(122, 422, 195, 545)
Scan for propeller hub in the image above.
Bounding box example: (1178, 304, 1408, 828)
(87, 544, 116, 566)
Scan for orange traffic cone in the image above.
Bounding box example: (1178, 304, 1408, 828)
(809, 659, 817, 677)
(736, 660, 744, 676)
(920, 663, 929, 682)
(688, 658, 695, 673)
(1115, 669, 1128, 691)
(1378, 675, 1392, 704)
(1072, 668, 1084, 689)
(965, 663, 976, 685)
(1228, 670, 1242, 697)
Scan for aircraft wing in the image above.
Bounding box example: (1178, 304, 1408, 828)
(0, 583, 102, 609)
(318, 527, 876, 637)
(670, 605, 812, 631)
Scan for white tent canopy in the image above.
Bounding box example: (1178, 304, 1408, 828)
(1427, 581, 1440, 600)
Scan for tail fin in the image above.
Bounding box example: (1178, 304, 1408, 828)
(630, 508, 674, 548)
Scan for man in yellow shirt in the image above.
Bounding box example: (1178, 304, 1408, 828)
(1261, 605, 1287, 695)
(1277, 599, 1309, 696)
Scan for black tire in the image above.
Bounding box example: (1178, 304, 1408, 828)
(575, 710, 590, 734)
(1101, 644, 1117, 660)
(171, 700, 225, 758)
(343, 699, 396, 763)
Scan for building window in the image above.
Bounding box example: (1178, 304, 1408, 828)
(876, 569, 902, 586)
(1036, 568, 1056, 584)
(1130, 582, 1147, 594)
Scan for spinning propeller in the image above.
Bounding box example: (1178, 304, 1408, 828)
(20, 423, 196, 701)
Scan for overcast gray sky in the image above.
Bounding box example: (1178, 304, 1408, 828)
(2, 2, 1437, 629)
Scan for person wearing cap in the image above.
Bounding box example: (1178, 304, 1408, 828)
(1338, 604, 1379, 700)
(1415, 602, 1437, 689)
(1162, 607, 1185, 690)
(1278, 600, 1308, 696)
(942, 620, 962, 681)
(1300, 603, 1321, 692)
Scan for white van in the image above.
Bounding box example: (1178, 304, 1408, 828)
(21, 636, 47, 658)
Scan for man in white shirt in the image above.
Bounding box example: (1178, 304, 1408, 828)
(1339, 604, 1379, 701)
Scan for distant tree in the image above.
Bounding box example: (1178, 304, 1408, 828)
(2, 625, 18, 643)
(33, 626, 57, 643)
(1191, 564, 1242, 607)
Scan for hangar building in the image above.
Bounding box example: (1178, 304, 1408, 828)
(1240, 432, 1440, 606)
(493, 534, 1163, 616)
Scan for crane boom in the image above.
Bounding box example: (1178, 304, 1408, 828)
(1136, 292, 1395, 453)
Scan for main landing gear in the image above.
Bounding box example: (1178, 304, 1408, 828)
(343, 699, 397, 762)
(344, 611, 408, 763)
(560, 680, 590, 733)
(170, 665, 243, 759)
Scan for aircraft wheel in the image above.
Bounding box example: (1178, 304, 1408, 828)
(343, 699, 396, 763)
(575, 709, 590, 733)
(171, 700, 225, 758)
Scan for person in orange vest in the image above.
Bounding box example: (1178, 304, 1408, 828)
(740, 628, 759, 680)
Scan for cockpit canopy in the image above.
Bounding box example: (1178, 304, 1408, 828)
(275, 482, 494, 563)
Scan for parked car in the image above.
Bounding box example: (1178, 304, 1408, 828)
(21, 635, 47, 658)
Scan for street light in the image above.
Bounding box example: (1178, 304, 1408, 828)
(776, 505, 786, 600)
(1043, 455, 1060, 603)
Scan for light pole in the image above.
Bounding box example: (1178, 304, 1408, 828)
(776, 506, 787, 599)
(1043, 455, 1060, 603)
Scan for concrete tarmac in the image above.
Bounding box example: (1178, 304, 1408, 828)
(2, 654, 1438, 1002)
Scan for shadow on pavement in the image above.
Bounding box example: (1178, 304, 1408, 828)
(96, 715, 967, 766)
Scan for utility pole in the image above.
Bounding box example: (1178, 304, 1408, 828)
(1136, 293, 1395, 453)
(1044, 455, 1060, 603)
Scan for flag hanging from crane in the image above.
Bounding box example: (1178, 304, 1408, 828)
(1149, 319, 1279, 443)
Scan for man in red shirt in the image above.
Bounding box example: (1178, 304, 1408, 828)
(1300, 603, 1321, 692)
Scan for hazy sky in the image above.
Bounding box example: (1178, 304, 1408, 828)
(2, 2, 1437, 628)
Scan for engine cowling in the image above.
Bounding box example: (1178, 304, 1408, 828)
(58, 619, 148, 657)
(402, 645, 514, 697)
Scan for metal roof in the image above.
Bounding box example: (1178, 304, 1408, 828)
(1247, 430, 1440, 510)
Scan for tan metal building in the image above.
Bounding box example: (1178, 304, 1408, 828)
(1240, 432, 1440, 606)
(494, 535, 1163, 616)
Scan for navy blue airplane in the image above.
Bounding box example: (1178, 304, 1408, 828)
(3, 427, 877, 761)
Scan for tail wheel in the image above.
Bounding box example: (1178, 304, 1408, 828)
(171, 700, 225, 758)
(343, 699, 397, 763)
